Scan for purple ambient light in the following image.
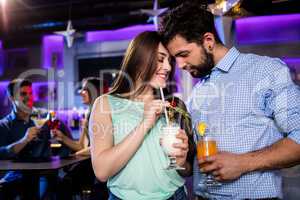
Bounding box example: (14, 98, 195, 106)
(0, 40, 3, 75)
(235, 14, 300, 45)
(86, 24, 156, 42)
(42, 35, 64, 69)
(283, 58, 300, 71)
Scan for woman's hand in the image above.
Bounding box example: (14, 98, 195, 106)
(172, 129, 189, 167)
(51, 129, 66, 142)
(143, 100, 170, 130)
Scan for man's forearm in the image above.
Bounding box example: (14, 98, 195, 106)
(0, 147, 14, 159)
(7, 137, 29, 155)
(241, 138, 300, 173)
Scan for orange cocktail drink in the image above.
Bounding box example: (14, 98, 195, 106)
(196, 136, 217, 167)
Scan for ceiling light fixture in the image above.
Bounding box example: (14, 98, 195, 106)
(140, 0, 168, 30)
(54, 0, 76, 48)
(0, 0, 6, 6)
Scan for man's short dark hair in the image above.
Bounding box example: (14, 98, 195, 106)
(7, 79, 32, 98)
(159, 0, 222, 45)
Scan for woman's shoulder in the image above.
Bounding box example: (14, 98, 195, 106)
(95, 94, 122, 102)
(96, 94, 130, 111)
(92, 94, 112, 112)
(94, 94, 109, 104)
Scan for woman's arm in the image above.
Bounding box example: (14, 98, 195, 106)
(73, 116, 91, 155)
(90, 96, 166, 182)
(52, 129, 83, 152)
(52, 118, 91, 152)
(75, 147, 90, 156)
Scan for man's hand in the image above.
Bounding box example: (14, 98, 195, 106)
(171, 129, 189, 167)
(199, 151, 247, 181)
(24, 127, 39, 142)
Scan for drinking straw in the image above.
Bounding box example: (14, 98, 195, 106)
(159, 87, 170, 126)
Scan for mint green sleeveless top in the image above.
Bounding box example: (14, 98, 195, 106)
(107, 95, 185, 200)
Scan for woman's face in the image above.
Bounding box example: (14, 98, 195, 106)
(149, 43, 172, 89)
(80, 81, 90, 105)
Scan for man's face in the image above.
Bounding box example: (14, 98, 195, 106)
(167, 35, 214, 78)
(13, 86, 34, 112)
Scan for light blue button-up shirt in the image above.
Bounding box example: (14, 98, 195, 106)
(187, 47, 300, 199)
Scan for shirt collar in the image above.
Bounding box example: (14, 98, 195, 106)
(7, 110, 31, 123)
(214, 47, 240, 72)
(7, 111, 17, 121)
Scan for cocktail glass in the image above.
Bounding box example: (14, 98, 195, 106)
(161, 124, 185, 170)
(197, 136, 221, 186)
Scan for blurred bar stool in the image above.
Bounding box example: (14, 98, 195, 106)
(72, 184, 92, 200)
(80, 188, 92, 200)
(0, 182, 3, 200)
(73, 179, 108, 200)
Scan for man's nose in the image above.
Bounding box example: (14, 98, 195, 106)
(176, 58, 186, 69)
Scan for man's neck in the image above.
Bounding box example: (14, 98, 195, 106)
(213, 45, 229, 66)
(15, 108, 31, 122)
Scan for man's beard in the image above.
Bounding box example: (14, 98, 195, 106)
(188, 47, 214, 78)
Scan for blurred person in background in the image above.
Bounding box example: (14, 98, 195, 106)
(0, 78, 72, 199)
(0, 79, 39, 160)
(54, 77, 109, 199)
(0, 79, 46, 200)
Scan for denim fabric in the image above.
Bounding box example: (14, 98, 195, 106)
(109, 186, 187, 200)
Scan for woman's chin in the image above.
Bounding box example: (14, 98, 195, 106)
(160, 82, 167, 88)
(150, 82, 166, 89)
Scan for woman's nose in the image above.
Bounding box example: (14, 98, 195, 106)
(163, 59, 172, 72)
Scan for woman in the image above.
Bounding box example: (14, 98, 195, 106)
(53, 77, 109, 199)
(52, 77, 108, 155)
(89, 31, 194, 200)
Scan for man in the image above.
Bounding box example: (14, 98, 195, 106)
(0, 79, 73, 199)
(0, 79, 43, 159)
(159, 2, 300, 200)
(0, 79, 50, 199)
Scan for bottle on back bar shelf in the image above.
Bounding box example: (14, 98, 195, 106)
(71, 107, 80, 130)
(48, 110, 62, 149)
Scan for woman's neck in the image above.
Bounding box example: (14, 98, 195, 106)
(134, 87, 155, 102)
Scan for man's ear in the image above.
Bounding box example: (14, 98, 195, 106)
(7, 94, 17, 106)
(7, 94, 14, 102)
(202, 32, 216, 53)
